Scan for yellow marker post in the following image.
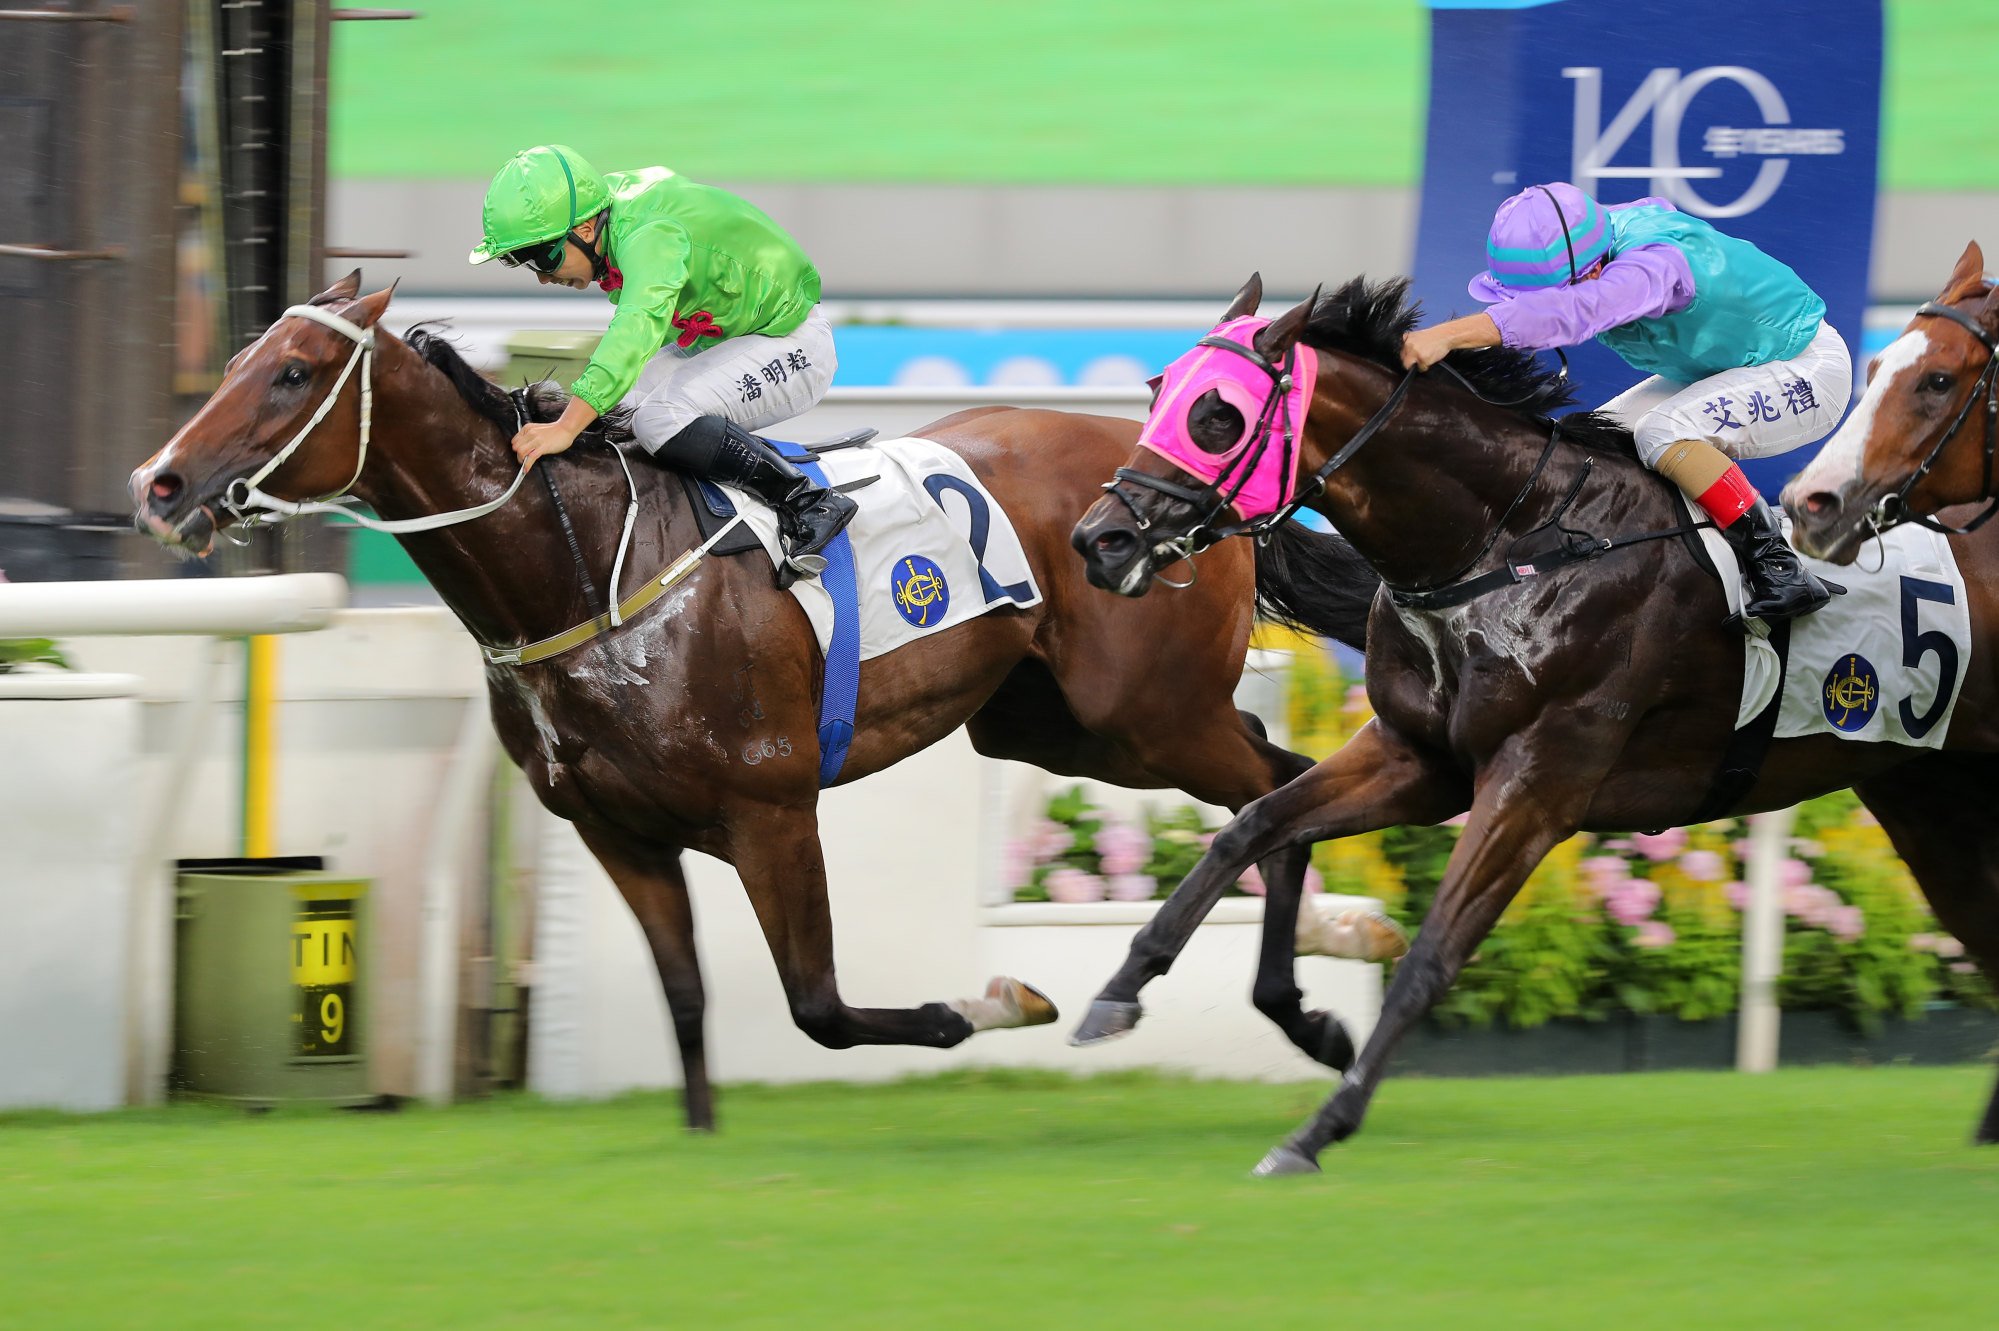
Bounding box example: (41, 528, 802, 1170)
(242, 634, 279, 858)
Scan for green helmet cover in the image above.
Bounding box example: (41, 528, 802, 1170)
(468, 144, 612, 265)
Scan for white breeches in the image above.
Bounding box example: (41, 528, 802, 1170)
(1599, 321, 1853, 470)
(622, 305, 837, 450)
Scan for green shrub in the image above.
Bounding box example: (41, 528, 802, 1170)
(0, 638, 68, 672)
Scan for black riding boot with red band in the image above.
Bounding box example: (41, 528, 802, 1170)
(1696, 462, 1832, 622)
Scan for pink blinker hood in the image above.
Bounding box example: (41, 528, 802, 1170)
(1135, 316, 1319, 520)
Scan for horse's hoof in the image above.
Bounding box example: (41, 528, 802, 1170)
(1309, 1011, 1356, 1072)
(1069, 998, 1142, 1047)
(988, 976, 1060, 1027)
(1251, 1143, 1321, 1177)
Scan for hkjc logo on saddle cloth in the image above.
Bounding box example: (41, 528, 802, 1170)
(891, 554, 950, 628)
(1820, 654, 1880, 733)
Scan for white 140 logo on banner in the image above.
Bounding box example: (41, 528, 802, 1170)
(1562, 66, 1845, 220)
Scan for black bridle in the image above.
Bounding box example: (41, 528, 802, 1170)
(1866, 299, 1999, 538)
(1101, 331, 1309, 578)
(1103, 331, 1707, 611)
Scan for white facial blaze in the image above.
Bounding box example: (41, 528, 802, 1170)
(1793, 329, 1930, 498)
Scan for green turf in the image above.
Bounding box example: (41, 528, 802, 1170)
(330, 1, 1993, 189)
(3, 1067, 1995, 1328)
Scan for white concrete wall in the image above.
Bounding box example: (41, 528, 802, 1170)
(0, 677, 142, 1111)
(530, 730, 988, 1095)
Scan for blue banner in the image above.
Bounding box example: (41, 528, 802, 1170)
(1412, 0, 1883, 495)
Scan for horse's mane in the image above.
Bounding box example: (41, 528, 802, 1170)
(1300, 276, 1639, 459)
(404, 324, 638, 447)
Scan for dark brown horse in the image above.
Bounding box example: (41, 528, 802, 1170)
(1071, 274, 1999, 1174)
(129, 272, 1384, 1129)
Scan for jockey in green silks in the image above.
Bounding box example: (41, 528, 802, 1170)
(470, 144, 854, 584)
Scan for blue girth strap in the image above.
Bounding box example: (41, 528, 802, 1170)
(787, 452, 860, 786)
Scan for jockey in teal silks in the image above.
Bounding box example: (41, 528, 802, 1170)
(1401, 183, 1853, 621)
(470, 144, 855, 585)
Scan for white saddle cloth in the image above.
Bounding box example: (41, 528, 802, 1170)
(1694, 497, 1971, 748)
(721, 435, 1043, 662)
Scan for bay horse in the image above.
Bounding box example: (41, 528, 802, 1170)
(129, 272, 1384, 1130)
(1071, 273, 1999, 1175)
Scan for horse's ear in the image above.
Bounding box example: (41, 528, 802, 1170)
(310, 269, 364, 307)
(1940, 241, 1986, 303)
(1256, 285, 1321, 358)
(1222, 272, 1263, 322)
(345, 280, 399, 331)
(1978, 271, 1999, 329)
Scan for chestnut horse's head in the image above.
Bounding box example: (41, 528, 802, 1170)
(1071, 273, 1321, 596)
(1785, 242, 1999, 563)
(131, 270, 395, 555)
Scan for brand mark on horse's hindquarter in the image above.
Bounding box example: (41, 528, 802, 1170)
(742, 736, 793, 765)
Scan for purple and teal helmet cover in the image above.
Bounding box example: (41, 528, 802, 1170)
(1467, 182, 1613, 303)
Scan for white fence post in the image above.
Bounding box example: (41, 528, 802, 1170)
(1736, 805, 1796, 1073)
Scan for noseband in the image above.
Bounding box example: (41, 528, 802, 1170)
(1867, 299, 1999, 537)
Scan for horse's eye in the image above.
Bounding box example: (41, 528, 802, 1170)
(1922, 371, 1954, 393)
(277, 362, 310, 388)
(1187, 391, 1246, 454)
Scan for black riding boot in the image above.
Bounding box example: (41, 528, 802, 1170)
(742, 441, 858, 586)
(1722, 496, 1833, 621)
(653, 416, 858, 587)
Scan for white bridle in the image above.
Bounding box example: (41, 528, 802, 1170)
(221, 302, 536, 536)
(218, 302, 644, 625)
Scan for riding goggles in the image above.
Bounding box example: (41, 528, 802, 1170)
(499, 233, 573, 274)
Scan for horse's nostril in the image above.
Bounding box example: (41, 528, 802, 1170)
(1802, 490, 1841, 517)
(1094, 529, 1137, 557)
(149, 473, 184, 509)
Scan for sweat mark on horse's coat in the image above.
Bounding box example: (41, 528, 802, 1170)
(505, 676, 562, 766)
(1398, 600, 1540, 687)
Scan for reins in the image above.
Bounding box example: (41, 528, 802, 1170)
(217, 303, 738, 667)
(1866, 299, 1999, 538)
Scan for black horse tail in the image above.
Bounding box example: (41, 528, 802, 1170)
(1253, 522, 1381, 652)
